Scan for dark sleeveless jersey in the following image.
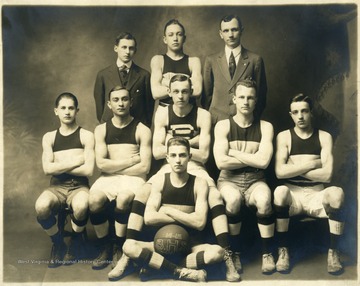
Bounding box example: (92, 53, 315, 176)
(286, 128, 322, 185)
(289, 128, 321, 155)
(105, 118, 139, 145)
(51, 127, 88, 183)
(166, 105, 199, 140)
(161, 54, 191, 105)
(53, 127, 82, 152)
(161, 173, 196, 209)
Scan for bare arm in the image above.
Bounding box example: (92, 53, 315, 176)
(213, 120, 247, 170)
(150, 55, 169, 101)
(302, 131, 333, 183)
(161, 177, 209, 231)
(144, 175, 176, 226)
(228, 121, 274, 169)
(188, 57, 202, 98)
(275, 130, 321, 179)
(152, 107, 168, 160)
(42, 132, 84, 175)
(94, 124, 140, 174)
(67, 129, 95, 177)
(118, 124, 152, 176)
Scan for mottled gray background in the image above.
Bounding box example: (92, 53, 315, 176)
(2, 4, 357, 281)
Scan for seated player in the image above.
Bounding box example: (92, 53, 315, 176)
(214, 79, 276, 274)
(88, 87, 151, 277)
(274, 93, 345, 274)
(35, 92, 95, 267)
(123, 137, 225, 282)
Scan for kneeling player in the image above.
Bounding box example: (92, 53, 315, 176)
(35, 92, 95, 267)
(274, 94, 345, 274)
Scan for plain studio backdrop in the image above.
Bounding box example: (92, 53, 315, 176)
(2, 3, 358, 283)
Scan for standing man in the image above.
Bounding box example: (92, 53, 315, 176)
(273, 94, 345, 275)
(214, 79, 276, 275)
(150, 19, 202, 108)
(203, 14, 267, 124)
(123, 137, 223, 282)
(94, 32, 153, 127)
(88, 87, 151, 275)
(35, 92, 95, 267)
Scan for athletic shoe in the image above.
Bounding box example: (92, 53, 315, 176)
(111, 244, 122, 269)
(92, 242, 112, 270)
(276, 247, 290, 273)
(48, 242, 66, 268)
(224, 249, 241, 282)
(108, 254, 131, 281)
(261, 253, 276, 274)
(233, 252, 243, 274)
(176, 267, 207, 282)
(328, 249, 343, 275)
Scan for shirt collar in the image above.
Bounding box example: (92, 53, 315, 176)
(116, 58, 132, 69)
(225, 45, 242, 60)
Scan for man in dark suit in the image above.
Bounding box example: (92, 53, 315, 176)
(203, 15, 267, 125)
(94, 32, 153, 126)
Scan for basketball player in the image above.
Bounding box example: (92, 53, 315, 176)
(123, 137, 224, 282)
(150, 19, 202, 108)
(274, 94, 345, 274)
(35, 92, 95, 267)
(88, 87, 151, 276)
(214, 79, 276, 274)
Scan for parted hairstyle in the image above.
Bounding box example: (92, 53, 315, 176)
(115, 32, 137, 49)
(235, 78, 257, 94)
(164, 19, 186, 36)
(220, 14, 244, 32)
(289, 93, 313, 111)
(169, 74, 192, 90)
(108, 86, 130, 100)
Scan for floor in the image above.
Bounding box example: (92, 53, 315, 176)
(3, 207, 358, 285)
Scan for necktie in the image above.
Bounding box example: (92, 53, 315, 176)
(229, 52, 236, 79)
(119, 65, 129, 85)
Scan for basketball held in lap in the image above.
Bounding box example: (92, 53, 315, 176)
(154, 224, 189, 255)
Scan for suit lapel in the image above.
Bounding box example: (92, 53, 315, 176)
(217, 51, 232, 84)
(231, 48, 249, 86)
(108, 64, 122, 86)
(126, 63, 140, 90)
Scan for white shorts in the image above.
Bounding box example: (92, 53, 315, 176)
(90, 174, 145, 201)
(286, 183, 328, 218)
(147, 162, 216, 187)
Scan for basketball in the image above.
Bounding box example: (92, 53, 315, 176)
(154, 224, 189, 255)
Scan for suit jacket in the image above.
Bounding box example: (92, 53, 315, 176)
(94, 63, 153, 126)
(203, 47, 267, 124)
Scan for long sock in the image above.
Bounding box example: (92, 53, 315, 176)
(136, 249, 177, 273)
(211, 204, 229, 248)
(257, 212, 275, 254)
(37, 215, 63, 244)
(114, 209, 130, 248)
(90, 210, 109, 239)
(274, 204, 290, 247)
(127, 200, 146, 240)
(70, 213, 88, 234)
(328, 207, 345, 249)
(228, 213, 242, 253)
(185, 251, 205, 269)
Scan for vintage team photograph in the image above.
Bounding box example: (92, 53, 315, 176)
(2, 1, 358, 284)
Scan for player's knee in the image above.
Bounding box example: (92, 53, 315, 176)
(255, 195, 272, 215)
(206, 245, 224, 264)
(225, 199, 241, 216)
(326, 187, 345, 209)
(35, 197, 53, 218)
(116, 194, 134, 211)
(274, 186, 290, 206)
(208, 187, 223, 207)
(88, 192, 106, 213)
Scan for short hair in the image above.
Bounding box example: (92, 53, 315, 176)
(235, 78, 257, 94)
(169, 74, 192, 90)
(289, 93, 313, 111)
(220, 14, 244, 31)
(167, 137, 190, 154)
(115, 32, 137, 49)
(108, 86, 130, 100)
(164, 19, 186, 36)
(55, 92, 78, 108)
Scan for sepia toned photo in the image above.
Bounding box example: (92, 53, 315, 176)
(1, 0, 358, 284)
